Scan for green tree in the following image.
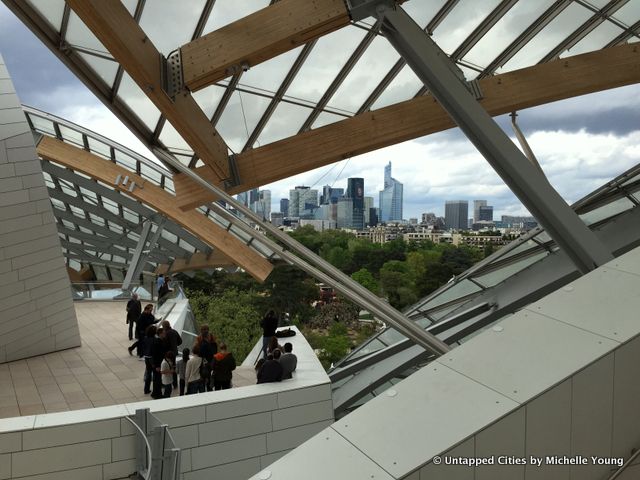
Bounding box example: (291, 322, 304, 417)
(259, 265, 318, 321)
(379, 260, 417, 309)
(351, 268, 379, 294)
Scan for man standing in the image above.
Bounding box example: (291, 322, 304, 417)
(125, 293, 141, 341)
(279, 342, 297, 379)
(151, 327, 168, 399)
(260, 310, 278, 359)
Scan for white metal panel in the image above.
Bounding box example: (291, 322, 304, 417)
(332, 363, 518, 478)
(526, 266, 640, 343)
(250, 427, 395, 480)
(570, 353, 614, 480)
(418, 437, 474, 480)
(524, 379, 572, 480)
(475, 408, 526, 480)
(611, 335, 640, 459)
(606, 246, 640, 278)
(437, 310, 617, 403)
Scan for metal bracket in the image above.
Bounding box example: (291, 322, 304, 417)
(161, 49, 184, 100)
(223, 153, 241, 189)
(346, 0, 397, 22)
(467, 79, 483, 100)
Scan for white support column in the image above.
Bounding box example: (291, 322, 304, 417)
(373, 4, 613, 274)
(122, 218, 166, 292)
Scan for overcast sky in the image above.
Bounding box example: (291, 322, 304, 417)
(1, 2, 639, 220)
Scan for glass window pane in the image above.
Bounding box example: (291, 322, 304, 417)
(116, 73, 162, 131)
(371, 64, 423, 111)
(217, 92, 271, 152)
(203, 0, 269, 33)
(59, 125, 85, 148)
(559, 22, 624, 59)
(420, 279, 482, 311)
(500, 4, 592, 73)
(25, 0, 65, 31)
(139, 0, 201, 56)
(474, 251, 548, 288)
(257, 102, 311, 145)
(579, 196, 635, 225)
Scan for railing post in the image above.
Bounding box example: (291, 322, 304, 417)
(134, 408, 149, 476)
(149, 424, 168, 480)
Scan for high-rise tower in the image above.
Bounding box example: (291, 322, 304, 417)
(379, 162, 403, 222)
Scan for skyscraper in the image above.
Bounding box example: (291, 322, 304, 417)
(289, 186, 318, 217)
(379, 162, 403, 222)
(473, 200, 488, 223)
(364, 196, 374, 225)
(256, 190, 271, 220)
(280, 198, 289, 217)
(478, 205, 493, 221)
(346, 177, 364, 230)
(445, 200, 469, 230)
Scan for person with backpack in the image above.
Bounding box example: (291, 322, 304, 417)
(212, 343, 236, 390)
(185, 344, 205, 394)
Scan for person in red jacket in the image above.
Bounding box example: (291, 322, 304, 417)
(212, 343, 236, 390)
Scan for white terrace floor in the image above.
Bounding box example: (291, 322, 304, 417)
(0, 301, 255, 419)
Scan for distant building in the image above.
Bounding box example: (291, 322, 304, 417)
(501, 215, 538, 230)
(271, 212, 284, 227)
(289, 186, 318, 218)
(236, 191, 249, 207)
(320, 185, 344, 205)
(479, 205, 493, 222)
(364, 196, 374, 226)
(255, 190, 271, 220)
(445, 200, 468, 230)
(300, 219, 336, 231)
(337, 197, 353, 229)
(346, 177, 365, 230)
(379, 162, 403, 222)
(473, 200, 487, 223)
(280, 198, 289, 217)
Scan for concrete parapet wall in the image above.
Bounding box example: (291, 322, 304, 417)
(0, 55, 79, 363)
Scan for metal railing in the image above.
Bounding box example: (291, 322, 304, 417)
(70, 281, 154, 301)
(129, 408, 181, 480)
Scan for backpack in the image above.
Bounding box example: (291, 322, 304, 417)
(199, 358, 212, 381)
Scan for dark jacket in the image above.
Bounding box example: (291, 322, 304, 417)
(151, 336, 168, 368)
(137, 312, 156, 336)
(165, 328, 182, 354)
(257, 359, 283, 384)
(126, 299, 141, 321)
(212, 352, 236, 382)
(260, 313, 278, 338)
(196, 335, 217, 362)
(279, 353, 297, 379)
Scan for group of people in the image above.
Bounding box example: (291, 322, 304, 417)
(125, 298, 299, 398)
(256, 310, 298, 383)
(125, 295, 236, 399)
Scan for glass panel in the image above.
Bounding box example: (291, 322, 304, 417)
(611, 1, 640, 26)
(371, 64, 423, 110)
(162, 230, 178, 243)
(193, 85, 226, 119)
(499, 4, 592, 73)
(65, 12, 110, 57)
(26, 0, 65, 31)
(404, 0, 447, 28)
(420, 279, 482, 311)
(498, 239, 539, 261)
(312, 112, 346, 129)
(621, 172, 640, 187)
(377, 327, 406, 346)
(257, 101, 312, 145)
(29, 115, 56, 136)
(464, 0, 556, 69)
(329, 36, 401, 114)
(579, 196, 635, 225)
(116, 73, 162, 131)
(88, 137, 111, 160)
(427, 303, 461, 322)
(346, 339, 386, 361)
(139, 163, 163, 185)
(77, 53, 118, 86)
(559, 22, 624, 58)
(164, 177, 175, 194)
(139, 0, 201, 56)
(287, 26, 367, 105)
(474, 251, 548, 288)
(242, 47, 302, 95)
(203, 0, 269, 33)
(59, 125, 85, 148)
(158, 121, 193, 154)
(114, 150, 137, 172)
(216, 92, 271, 152)
(431, 0, 502, 54)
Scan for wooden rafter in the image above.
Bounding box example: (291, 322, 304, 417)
(174, 43, 640, 210)
(66, 0, 230, 181)
(37, 136, 273, 282)
(155, 251, 236, 275)
(180, 0, 350, 92)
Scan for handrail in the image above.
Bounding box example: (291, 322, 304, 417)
(607, 448, 640, 480)
(124, 415, 153, 480)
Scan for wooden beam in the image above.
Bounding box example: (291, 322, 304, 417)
(181, 0, 350, 92)
(66, 0, 230, 181)
(174, 43, 640, 210)
(155, 251, 236, 275)
(37, 137, 273, 282)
